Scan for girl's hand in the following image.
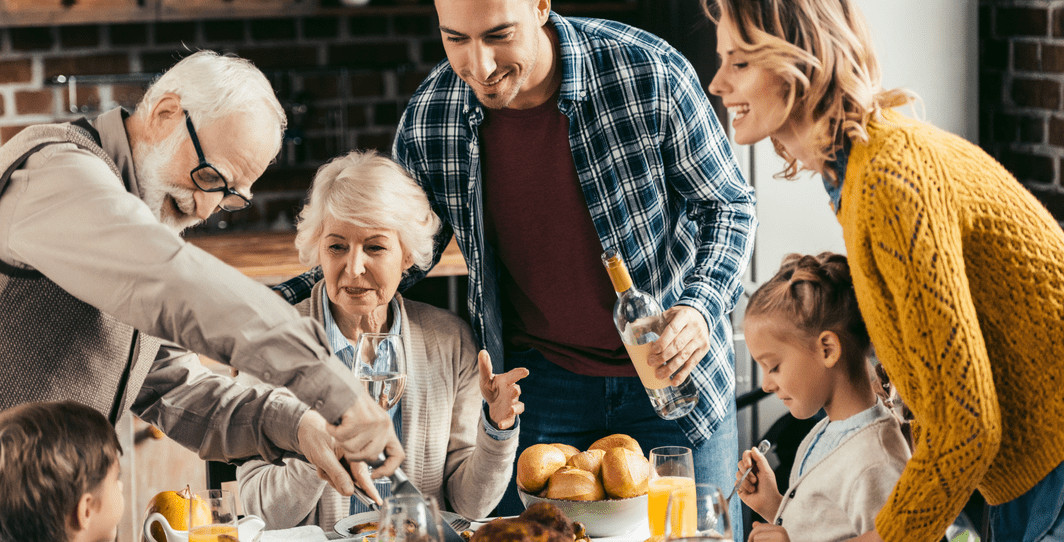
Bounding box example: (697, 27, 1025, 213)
(736, 446, 781, 519)
(748, 521, 791, 542)
(478, 350, 529, 430)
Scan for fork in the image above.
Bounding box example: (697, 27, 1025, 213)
(448, 515, 472, 532)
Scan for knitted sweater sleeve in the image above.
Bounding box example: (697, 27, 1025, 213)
(849, 133, 1002, 542)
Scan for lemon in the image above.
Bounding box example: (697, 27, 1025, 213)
(144, 488, 210, 542)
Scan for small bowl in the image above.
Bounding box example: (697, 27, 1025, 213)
(517, 489, 647, 538)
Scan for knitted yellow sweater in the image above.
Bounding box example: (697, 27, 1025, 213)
(838, 110, 1064, 542)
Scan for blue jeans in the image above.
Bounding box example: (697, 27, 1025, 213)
(990, 460, 1064, 541)
(498, 347, 743, 542)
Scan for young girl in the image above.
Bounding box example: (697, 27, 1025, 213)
(736, 252, 909, 542)
(704, 1, 1064, 540)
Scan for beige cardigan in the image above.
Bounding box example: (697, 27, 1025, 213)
(774, 402, 911, 541)
(236, 283, 518, 530)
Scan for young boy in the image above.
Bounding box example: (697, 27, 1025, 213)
(0, 401, 124, 542)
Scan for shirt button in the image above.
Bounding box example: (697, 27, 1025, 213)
(315, 400, 324, 409)
(789, 489, 796, 498)
(776, 518, 783, 526)
(262, 371, 271, 380)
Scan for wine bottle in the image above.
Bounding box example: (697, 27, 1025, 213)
(601, 248, 699, 420)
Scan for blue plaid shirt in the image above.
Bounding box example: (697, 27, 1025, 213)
(390, 13, 756, 445)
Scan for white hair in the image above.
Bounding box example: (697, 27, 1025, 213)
(295, 150, 441, 274)
(135, 50, 286, 156)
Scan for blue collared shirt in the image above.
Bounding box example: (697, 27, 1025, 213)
(390, 13, 756, 445)
(797, 400, 884, 477)
(321, 291, 403, 515)
(822, 138, 852, 214)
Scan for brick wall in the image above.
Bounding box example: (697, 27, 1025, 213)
(981, 0, 1064, 220)
(0, 3, 639, 233)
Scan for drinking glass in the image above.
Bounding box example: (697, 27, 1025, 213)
(663, 484, 732, 541)
(355, 332, 407, 410)
(648, 446, 696, 537)
(188, 489, 239, 542)
(377, 494, 444, 542)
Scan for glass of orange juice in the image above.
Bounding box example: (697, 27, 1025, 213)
(648, 446, 696, 537)
(664, 484, 731, 541)
(188, 489, 239, 542)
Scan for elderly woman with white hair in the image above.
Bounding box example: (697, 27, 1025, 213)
(236, 150, 527, 530)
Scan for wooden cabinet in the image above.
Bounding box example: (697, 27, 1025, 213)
(0, 0, 155, 26)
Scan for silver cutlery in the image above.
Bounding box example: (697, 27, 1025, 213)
(727, 439, 771, 504)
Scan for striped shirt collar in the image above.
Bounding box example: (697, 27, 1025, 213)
(321, 289, 402, 370)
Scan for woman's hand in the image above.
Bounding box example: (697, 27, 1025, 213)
(748, 522, 791, 542)
(736, 445, 782, 520)
(478, 350, 529, 430)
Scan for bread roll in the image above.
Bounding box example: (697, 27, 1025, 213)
(517, 443, 567, 493)
(588, 433, 643, 457)
(546, 467, 605, 501)
(600, 447, 650, 499)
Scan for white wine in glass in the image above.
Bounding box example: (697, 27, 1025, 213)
(355, 332, 407, 410)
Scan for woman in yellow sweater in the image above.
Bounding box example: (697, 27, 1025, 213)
(703, 1, 1064, 541)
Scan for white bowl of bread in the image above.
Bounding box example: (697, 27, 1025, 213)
(515, 434, 649, 538)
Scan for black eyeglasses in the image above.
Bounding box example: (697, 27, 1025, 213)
(184, 110, 252, 212)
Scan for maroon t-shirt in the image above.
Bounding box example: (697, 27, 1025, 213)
(480, 98, 636, 377)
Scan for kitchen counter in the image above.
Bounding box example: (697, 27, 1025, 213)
(188, 230, 467, 285)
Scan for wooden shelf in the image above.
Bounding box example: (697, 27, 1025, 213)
(187, 230, 467, 285)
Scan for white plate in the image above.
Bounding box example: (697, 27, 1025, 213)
(332, 510, 466, 538)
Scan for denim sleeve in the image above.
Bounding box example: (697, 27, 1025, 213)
(481, 400, 518, 441)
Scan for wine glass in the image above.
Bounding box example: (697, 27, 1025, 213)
(377, 493, 444, 542)
(648, 446, 696, 537)
(355, 332, 407, 410)
(188, 489, 239, 542)
(663, 484, 732, 541)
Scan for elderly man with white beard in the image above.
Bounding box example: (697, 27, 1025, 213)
(0, 51, 403, 493)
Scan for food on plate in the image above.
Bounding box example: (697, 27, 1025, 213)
(143, 487, 210, 542)
(565, 449, 605, 477)
(550, 443, 581, 461)
(348, 521, 377, 535)
(601, 447, 650, 499)
(588, 433, 643, 456)
(517, 443, 568, 493)
(545, 467, 605, 501)
(518, 434, 651, 501)
(470, 502, 589, 542)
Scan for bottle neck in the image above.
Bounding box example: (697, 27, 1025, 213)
(602, 254, 633, 294)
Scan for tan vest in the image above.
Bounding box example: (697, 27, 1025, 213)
(0, 120, 161, 424)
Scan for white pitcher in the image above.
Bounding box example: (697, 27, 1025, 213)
(142, 512, 264, 542)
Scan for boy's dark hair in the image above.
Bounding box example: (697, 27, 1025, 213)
(746, 252, 872, 383)
(0, 401, 122, 542)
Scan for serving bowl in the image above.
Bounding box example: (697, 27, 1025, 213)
(517, 489, 647, 537)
